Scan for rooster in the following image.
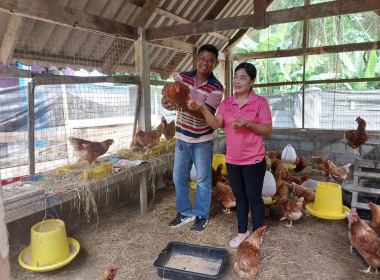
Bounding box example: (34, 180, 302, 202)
(161, 81, 190, 107)
(345, 117, 369, 154)
(162, 116, 175, 142)
(348, 213, 380, 273)
(68, 137, 114, 166)
(368, 202, 380, 236)
(214, 181, 236, 214)
(234, 226, 266, 278)
(100, 266, 117, 280)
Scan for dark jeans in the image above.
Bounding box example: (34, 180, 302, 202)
(226, 159, 266, 233)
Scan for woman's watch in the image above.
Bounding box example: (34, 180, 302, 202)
(246, 121, 250, 127)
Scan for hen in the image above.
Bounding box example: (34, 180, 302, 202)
(161, 81, 190, 107)
(287, 175, 309, 185)
(274, 164, 290, 181)
(130, 132, 143, 152)
(162, 116, 176, 141)
(267, 149, 283, 160)
(278, 196, 304, 227)
(292, 182, 315, 206)
(368, 202, 380, 236)
(234, 226, 266, 279)
(348, 213, 380, 273)
(214, 181, 236, 214)
(345, 117, 369, 150)
(265, 156, 271, 171)
(312, 156, 336, 171)
(275, 170, 292, 198)
(68, 137, 114, 165)
(212, 164, 226, 187)
(100, 266, 117, 280)
(163, 169, 174, 188)
(324, 160, 351, 184)
(135, 124, 163, 150)
(270, 159, 284, 173)
(294, 156, 307, 173)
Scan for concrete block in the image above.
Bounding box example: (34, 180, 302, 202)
(297, 150, 313, 161)
(331, 142, 346, 154)
(264, 139, 279, 151)
(300, 141, 314, 151)
(279, 140, 300, 150)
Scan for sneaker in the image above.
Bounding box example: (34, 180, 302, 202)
(190, 217, 208, 232)
(169, 212, 195, 228)
(229, 230, 250, 248)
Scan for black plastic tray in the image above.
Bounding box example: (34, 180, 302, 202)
(154, 242, 228, 280)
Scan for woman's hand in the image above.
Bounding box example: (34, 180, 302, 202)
(232, 118, 249, 130)
(187, 99, 205, 112)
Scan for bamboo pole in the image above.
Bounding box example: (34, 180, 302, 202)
(0, 175, 11, 280)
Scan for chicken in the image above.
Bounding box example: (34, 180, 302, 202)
(345, 117, 369, 151)
(100, 266, 117, 280)
(348, 213, 380, 273)
(162, 116, 176, 141)
(130, 132, 143, 152)
(234, 226, 266, 278)
(275, 170, 292, 197)
(161, 81, 190, 107)
(270, 159, 284, 173)
(287, 175, 309, 185)
(68, 137, 114, 165)
(212, 164, 226, 187)
(214, 181, 236, 214)
(292, 182, 315, 206)
(135, 125, 162, 150)
(312, 156, 336, 171)
(324, 159, 351, 184)
(249, 206, 271, 218)
(265, 156, 271, 171)
(368, 202, 380, 236)
(163, 169, 174, 188)
(324, 170, 337, 183)
(274, 163, 290, 181)
(267, 149, 283, 160)
(278, 196, 304, 227)
(294, 156, 307, 173)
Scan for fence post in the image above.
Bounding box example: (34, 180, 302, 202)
(0, 175, 11, 280)
(28, 82, 35, 175)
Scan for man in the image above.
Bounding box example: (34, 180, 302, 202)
(162, 44, 224, 232)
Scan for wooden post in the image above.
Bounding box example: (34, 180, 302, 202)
(301, 0, 310, 129)
(254, 0, 267, 29)
(192, 46, 198, 70)
(134, 27, 151, 134)
(218, 60, 226, 99)
(28, 82, 35, 175)
(0, 175, 11, 280)
(224, 51, 234, 98)
(139, 171, 148, 215)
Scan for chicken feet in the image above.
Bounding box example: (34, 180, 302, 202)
(360, 265, 378, 274)
(279, 217, 293, 227)
(223, 208, 232, 214)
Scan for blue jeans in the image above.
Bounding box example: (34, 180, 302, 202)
(173, 139, 213, 218)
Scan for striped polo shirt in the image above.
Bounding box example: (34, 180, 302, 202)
(175, 70, 224, 143)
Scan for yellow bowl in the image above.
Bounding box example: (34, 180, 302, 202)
(212, 154, 227, 175)
(306, 203, 351, 220)
(287, 164, 296, 170)
(189, 181, 197, 189)
(263, 195, 277, 205)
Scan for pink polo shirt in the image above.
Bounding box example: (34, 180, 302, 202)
(217, 91, 272, 165)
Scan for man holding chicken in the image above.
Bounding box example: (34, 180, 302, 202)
(161, 44, 223, 232)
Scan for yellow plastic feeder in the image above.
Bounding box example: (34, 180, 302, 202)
(263, 195, 277, 205)
(305, 182, 351, 220)
(287, 164, 296, 170)
(19, 219, 80, 272)
(212, 154, 227, 175)
(189, 181, 197, 189)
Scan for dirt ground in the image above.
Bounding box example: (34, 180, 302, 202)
(10, 164, 378, 280)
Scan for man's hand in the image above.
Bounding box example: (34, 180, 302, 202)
(187, 99, 205, 112)
(232, 118, 249, 130)
(161, 97, 175, 111)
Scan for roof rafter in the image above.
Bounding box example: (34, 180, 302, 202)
(0, 14, 24, 65)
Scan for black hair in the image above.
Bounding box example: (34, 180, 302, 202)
(198, 44, 219, 61)
(235, 62, 257, 80)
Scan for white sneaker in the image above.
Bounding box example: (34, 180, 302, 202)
(229, 230, 250, 248)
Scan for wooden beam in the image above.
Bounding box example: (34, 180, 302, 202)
(0, 14, 24, 65)
(146, 0, 380, 40)
(254, 0, 266, 29)
(149, 80, 171, 86)
(140, 171, 148, 215)
(0, 176, 11, 280)
(28, 82, 35, 176)
(224, 51, 233, 98)
(0, 67, 31, 78)
(101, 0, 161, 75)
(233, 41, 380, 60)
(0, 0, 137, 40)
(134, 28, 151, 133)
(33, 74, 140, 85)
(301, 0, 311, 129)
(150, 39, 194, 53)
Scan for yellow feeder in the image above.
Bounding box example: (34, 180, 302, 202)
(212, 154, 227, 175)
(189, 181, 197, 189)
(19, 219, 80, 272)
(263, 195, 277, 205)
(287, 164, 296, 170)
(305, 182, 351, 220)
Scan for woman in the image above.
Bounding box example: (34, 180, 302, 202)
(187, 62, 272, 248)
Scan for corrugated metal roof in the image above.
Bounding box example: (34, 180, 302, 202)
(0, 0, 254, 78)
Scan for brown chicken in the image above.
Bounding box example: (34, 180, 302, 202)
(275, 170, 292, 197)
(271, 159, 284, 173)
(68, 137, 114, 165)
(294, 156, 307, 173)
(234, 226, 266, 278)
(100, 266, 117, 280)
(130, 132, 143, 152)
(292, 182, 315, 206)
(345, 117, 369, 150)
(278, 196, 304, 227)
(265, 156, 271, 171)
(368, 202, 380, 237)
(162, 116, 176, 141)
(214, 181, 236, 214)
(324, 170, 337, 183)
(267, 149, 283, 160)
(212, 164, 226, 187)
(288, 175, 309, 185)
(348, 213, 380, 273)
(161, 81, 190, 107)
(324, 159, 351, 184)
(249, 206, 271, 218)
(274, 163, 290, 181)
(163, 169, 174, 188)
(135, 125, 162, 149)
(312, 156, 336, 171)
